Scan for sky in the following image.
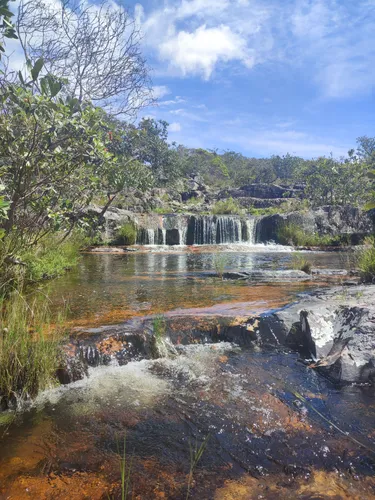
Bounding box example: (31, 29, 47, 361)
(133, 0, 375, 158)
(5, 0, 375, 158)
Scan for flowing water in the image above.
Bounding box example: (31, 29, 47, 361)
(1, 247, 374, 499)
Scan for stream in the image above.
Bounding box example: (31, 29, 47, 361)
(0, 246, 374, 499)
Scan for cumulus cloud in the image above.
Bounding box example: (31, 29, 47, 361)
(137, 0, 375, 98)
(159, 24, 254, 79)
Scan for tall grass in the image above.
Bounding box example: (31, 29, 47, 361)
(277, 223, 343, 247)
(289, 253, 312, 274)
(358, 245, 375, 283)
(186, 434, 210, 500)
(0, 231, 86, 295)
(115, 223, 137, 245)
(212, 254, 228, 279)
(0, 292, 65, 408)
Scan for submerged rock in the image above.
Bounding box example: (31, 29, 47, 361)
(223, 270, 311, 282)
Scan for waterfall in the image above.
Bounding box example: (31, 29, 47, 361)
(147, 229, 155, 245)
(245, 218, 257, 245)
(192, 216, 243, 245)
(136, 215, 259, 246)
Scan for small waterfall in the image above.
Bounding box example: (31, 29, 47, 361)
(136, 215, 260, 246)
(147, 229, 155, 245)
(192, 216, 243, 245)
(245, 218, 257, 244)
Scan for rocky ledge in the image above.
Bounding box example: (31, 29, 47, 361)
(258, 285, 375, 384)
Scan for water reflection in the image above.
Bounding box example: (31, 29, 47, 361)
(47, 250, 348, 328)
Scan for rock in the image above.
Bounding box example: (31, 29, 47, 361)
(223, 270, 311, 282)
(256, 206, 374, 243)
(219, 184, 303, 200)
(311, 269, 348, 276)
(260, 285, 375, 383)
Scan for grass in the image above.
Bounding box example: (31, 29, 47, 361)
(289, 253, 312, 274)
(150, 314, 167, 358)
(358, 244, 375, 283)
(186, 434, 210, 500)
(277, 223, 344, 247)
(115, 222, 137, 245)
(0, 292, 65, 408)
(212, 254, 228, 279)
(211, 197, 244, 215)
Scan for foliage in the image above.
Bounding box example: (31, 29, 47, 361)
(0, 0, 17, 59)
(277, 223, 343, 247)
(0, 72, 114, 248)
(121, 118, 182, 185)
(115, 223, 137, 246)
(211, 197, 244, 215)
(212, 254, 228, 279)
(358, 245, 375, 283)
(289, 253, 312, 274)
(0, 292, 64, 407)
(22, 233, 84, 282)
(297, 154, 368, 207)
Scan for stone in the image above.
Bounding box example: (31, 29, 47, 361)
(260, 285, 375, 383)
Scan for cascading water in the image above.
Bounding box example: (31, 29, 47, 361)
(245, 218, 257, 245)
(137, 215, 259, 246)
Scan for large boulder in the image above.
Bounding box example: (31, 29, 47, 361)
(256, 205, 374, 243)
(258, 286, 375, 383)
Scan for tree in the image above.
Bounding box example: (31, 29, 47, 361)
(16, 0, 153, 116)
(123, 118, 182, 185)
(0, 0, 17, 60)
(0, 61, 115, 251)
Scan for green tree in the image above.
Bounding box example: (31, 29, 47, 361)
(0, 63, 115, 252)
(0, 0, 17, 60)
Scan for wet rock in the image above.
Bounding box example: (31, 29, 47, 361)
(311, 268, 348, 276)
(263, 285, 375, 383)
(56, 355, 88, 385)
(223, 270, 310, 282)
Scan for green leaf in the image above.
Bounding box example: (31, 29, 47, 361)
(365, 201, 375, 210)
(31, 57, 44, 81)
(18, 70, 25, 85)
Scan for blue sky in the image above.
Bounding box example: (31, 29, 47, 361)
(5, 0, 375, 158)
(131, 0, 375, 158)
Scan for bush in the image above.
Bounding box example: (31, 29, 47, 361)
(115, 222, 137, 245)
(0, 232, 85, 294)
(290, 253, 312, 274)
(212, 254, 228, 278)
(0, 293, 65, 408)
(211, 197, 244, 215)
(358, 245, 375, 283)
(277, 223, 341, 247)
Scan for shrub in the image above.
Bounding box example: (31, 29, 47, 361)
(277, 223, 341, 247)
(0, 293, 65, 408)
(115, 222, 137, 245)
(290, 253, 312, 274)
(212, 254, 228, 279)
(22, 233, 84, 283)
(211, 197, 244, 215)
(358, 245, 375, 283)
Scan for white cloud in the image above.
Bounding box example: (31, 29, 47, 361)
(159, 24, 254, 79)
(138, 0, 375, 99)
(169, 122, 182, 132)
(152, 85, 171, 99)
(159, 97, 186, 106)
